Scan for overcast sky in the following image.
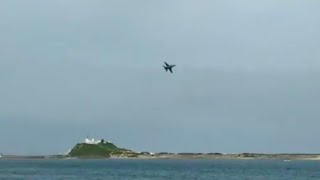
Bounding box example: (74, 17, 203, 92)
(0, 0, 320, 155)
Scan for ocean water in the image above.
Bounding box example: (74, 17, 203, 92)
(0, 159, 319, 180)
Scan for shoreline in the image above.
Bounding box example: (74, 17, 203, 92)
(1, 153, 320, 161)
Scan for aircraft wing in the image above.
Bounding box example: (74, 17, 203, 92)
(169, 68, 173, 73)
(164, 61, 169, 66)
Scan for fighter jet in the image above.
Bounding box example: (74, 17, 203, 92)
(163, 61, 176, 73)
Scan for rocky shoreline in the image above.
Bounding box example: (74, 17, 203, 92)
(1, 153, 320, 161)
(124, 153, 320, 160)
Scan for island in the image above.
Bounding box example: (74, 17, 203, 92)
(65, 137, 320, 160)
(67, 137, 139, 158)
(1, 137, 320, 161)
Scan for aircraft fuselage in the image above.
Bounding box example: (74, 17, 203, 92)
(163, 62, 175, 73)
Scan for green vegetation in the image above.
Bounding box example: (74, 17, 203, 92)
(68, 142, 136, 158)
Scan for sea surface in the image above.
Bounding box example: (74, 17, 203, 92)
(0, 159, 319, 180)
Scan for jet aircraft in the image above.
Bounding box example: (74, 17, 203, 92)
(163, 61, 176, 73)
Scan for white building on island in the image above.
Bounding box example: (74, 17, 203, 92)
(84, 137, 112, 144)
(84, 137, 102, 144)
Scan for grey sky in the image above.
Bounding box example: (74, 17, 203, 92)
(0, 0, 320, 155)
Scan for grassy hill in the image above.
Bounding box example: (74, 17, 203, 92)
(68, 142, 136, 158)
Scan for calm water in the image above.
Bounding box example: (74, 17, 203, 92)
(0, 159, 319, 180)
